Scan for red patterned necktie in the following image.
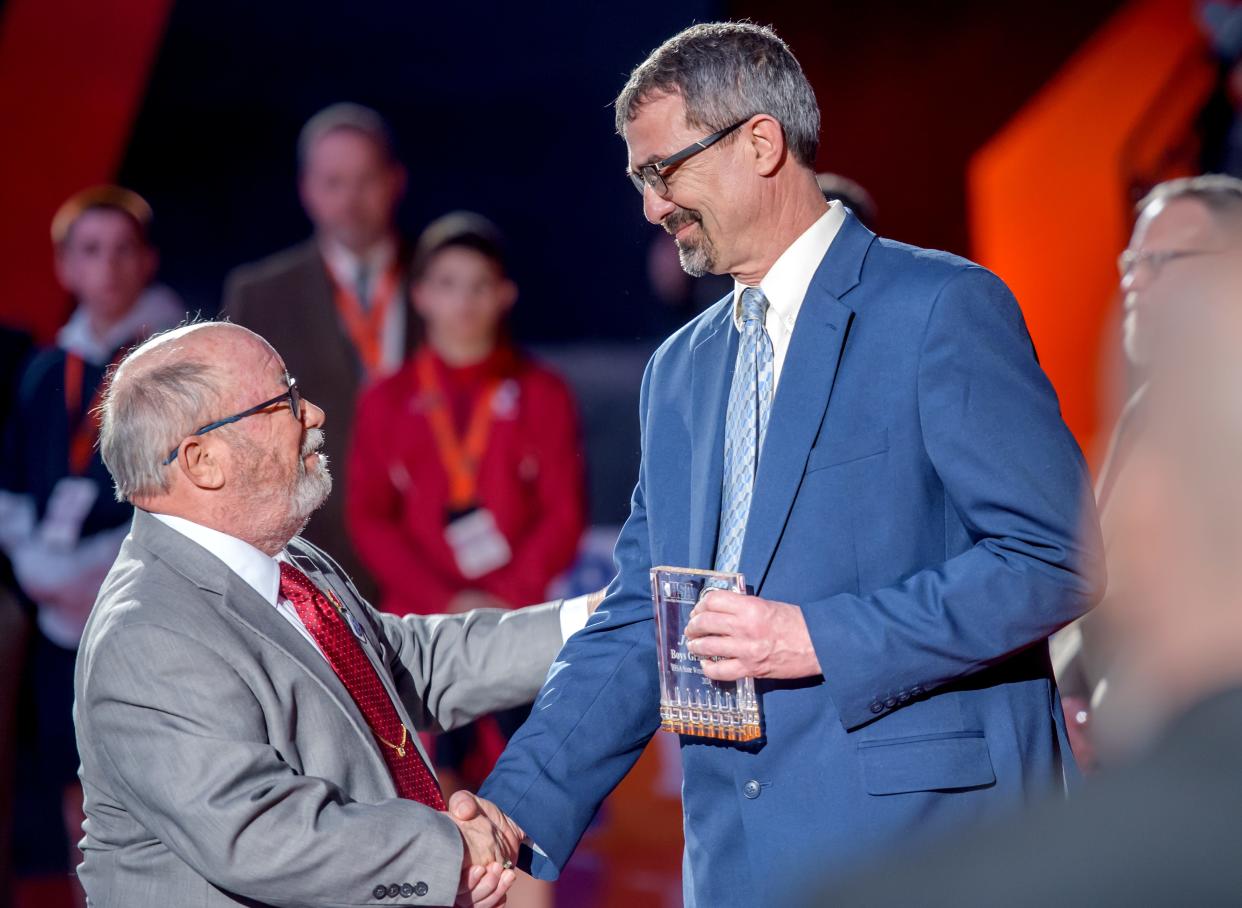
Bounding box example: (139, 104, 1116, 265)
(278, 562, 446, 810)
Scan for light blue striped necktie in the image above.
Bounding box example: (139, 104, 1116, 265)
(715, 287, 774, 573)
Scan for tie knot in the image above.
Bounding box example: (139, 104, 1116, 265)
(740, 287, 768, 325)
(279, 561, 313, 598)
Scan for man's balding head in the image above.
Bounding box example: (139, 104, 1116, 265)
(100, 321, 330, 553)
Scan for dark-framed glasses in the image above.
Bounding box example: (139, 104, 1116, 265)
(1117, 247, 1224, 281)
(627, 118, 750, 198)
(162, 374, 303, 466)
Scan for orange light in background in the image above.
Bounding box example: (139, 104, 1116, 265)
(968, 0, 1215, 467)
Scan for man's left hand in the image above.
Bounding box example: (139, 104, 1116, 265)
(684, 590, 822, 681)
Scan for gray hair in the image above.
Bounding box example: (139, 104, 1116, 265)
(99, 344, 222, 503)
(1137, 173, 1242, 226)
(297, 102, 396, 171)
(614, 22, 821, 168)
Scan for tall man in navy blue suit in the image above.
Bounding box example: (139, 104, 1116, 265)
(462, 22, 1103, 905)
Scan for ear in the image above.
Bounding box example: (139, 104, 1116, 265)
(52, 244, 73, 294)
(497, 278, 517, 314)
(747, 114, 787, 178)
(177, 436, 227, 491)
(410, 279, 430, 318)
(389, 162, 408, 204)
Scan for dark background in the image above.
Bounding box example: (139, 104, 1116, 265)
(117, 0, 1124, 344)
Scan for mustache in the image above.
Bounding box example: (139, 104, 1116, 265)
(301, 428, 325, 458)
(663, 207, 702, 237)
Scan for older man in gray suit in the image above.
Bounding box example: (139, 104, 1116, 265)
(73, 321, 584, 907)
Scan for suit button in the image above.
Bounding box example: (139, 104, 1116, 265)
(870, 701, 884, 714)
(387, 884, 400, 898)
(400, 883, 415, 897)
(413, 881, 429, 897)
(911, 685, 924, 696)
(884, 697, 897, 709)
(897, 692, 910, 704)
(743, 779, 761, 799)
(373, 884, 388, 900)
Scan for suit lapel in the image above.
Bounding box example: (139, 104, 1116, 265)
(689, 307, 740, 569)
(739, 214, 874, 593)
(129, 511, 403, 787)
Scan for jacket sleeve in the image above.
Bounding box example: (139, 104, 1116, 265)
(479, 375, 587, 606)
(376, 600, 565, 734)
(80, 621, 464, 908)
(478, 358, 662, 880)
(804, 266, 1106, 730)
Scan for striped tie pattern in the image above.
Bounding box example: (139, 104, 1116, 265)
(715, 287, 774, 573)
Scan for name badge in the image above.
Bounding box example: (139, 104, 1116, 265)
(444, 507, 512, 580)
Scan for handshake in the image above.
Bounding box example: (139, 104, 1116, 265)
(446, 791, 526, 908)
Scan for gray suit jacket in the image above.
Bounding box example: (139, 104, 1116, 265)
(74, 509, 562, 908)
(222, 240, 419, 603)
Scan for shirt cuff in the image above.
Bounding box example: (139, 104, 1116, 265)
(558, 594, 590, 642)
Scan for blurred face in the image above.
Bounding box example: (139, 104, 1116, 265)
(55, 208, 155, 326)
(625, 92, 752, 277)
(1121, 197, 1222, 366)
(299, 128, 404, 252)
(412, 247, 515, 351)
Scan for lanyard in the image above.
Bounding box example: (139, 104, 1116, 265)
(415, 349, 504, 512)
(328, 261, 400, 376)
(62, 352, 112, 476)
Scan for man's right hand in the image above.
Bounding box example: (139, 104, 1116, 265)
(448, 791, 524, 906)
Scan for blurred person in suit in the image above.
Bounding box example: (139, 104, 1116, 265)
(75, 319, 592, 908)
(0, 187, 182, 896)
(827, 250, 1242, 908)
(1052, 174, 1242, 769)
(223, 103, 416, 601)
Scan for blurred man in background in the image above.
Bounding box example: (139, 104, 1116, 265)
(0, 186, 183, 902)
(1053, 173, 1242, 768)
(223, 103, 416, 601)
(828, 251, 1242, 908)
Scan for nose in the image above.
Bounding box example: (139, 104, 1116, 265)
(643, 184, 676, 225)
(302, 398, 326, 429)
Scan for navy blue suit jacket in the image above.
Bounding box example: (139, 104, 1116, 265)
(481, 214, 1104, 905)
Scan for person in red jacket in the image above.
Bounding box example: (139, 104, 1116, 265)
(347, 211, 586, 792)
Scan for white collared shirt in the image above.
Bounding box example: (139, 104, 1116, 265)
(319, 236, 406, 375)
(149, 512, 588, 660)
(731, 201, 847, 388)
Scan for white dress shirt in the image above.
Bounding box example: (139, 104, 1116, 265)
(731, 200, 847, 389)
(320, 236, 406, 375)
(150, 513, 588, 663)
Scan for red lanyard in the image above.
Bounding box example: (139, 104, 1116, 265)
(63, 352, 111, 476)
(328, 261, 400, 376)
(415, 350, 504, 512)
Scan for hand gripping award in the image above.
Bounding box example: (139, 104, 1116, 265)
(651, 566, 762, 741)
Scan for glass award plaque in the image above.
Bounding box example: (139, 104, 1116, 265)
(651, 566, 762, 742)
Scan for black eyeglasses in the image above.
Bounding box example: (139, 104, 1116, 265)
(627, 119, 750, 198)
(162, 374, 303, 466)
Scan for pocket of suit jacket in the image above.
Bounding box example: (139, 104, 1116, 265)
(857, 731, 996, 795)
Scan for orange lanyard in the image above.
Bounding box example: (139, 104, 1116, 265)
(329, 262, 400, 376)
(415, 350, 503, 511)
(63, 352, 108, 476)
